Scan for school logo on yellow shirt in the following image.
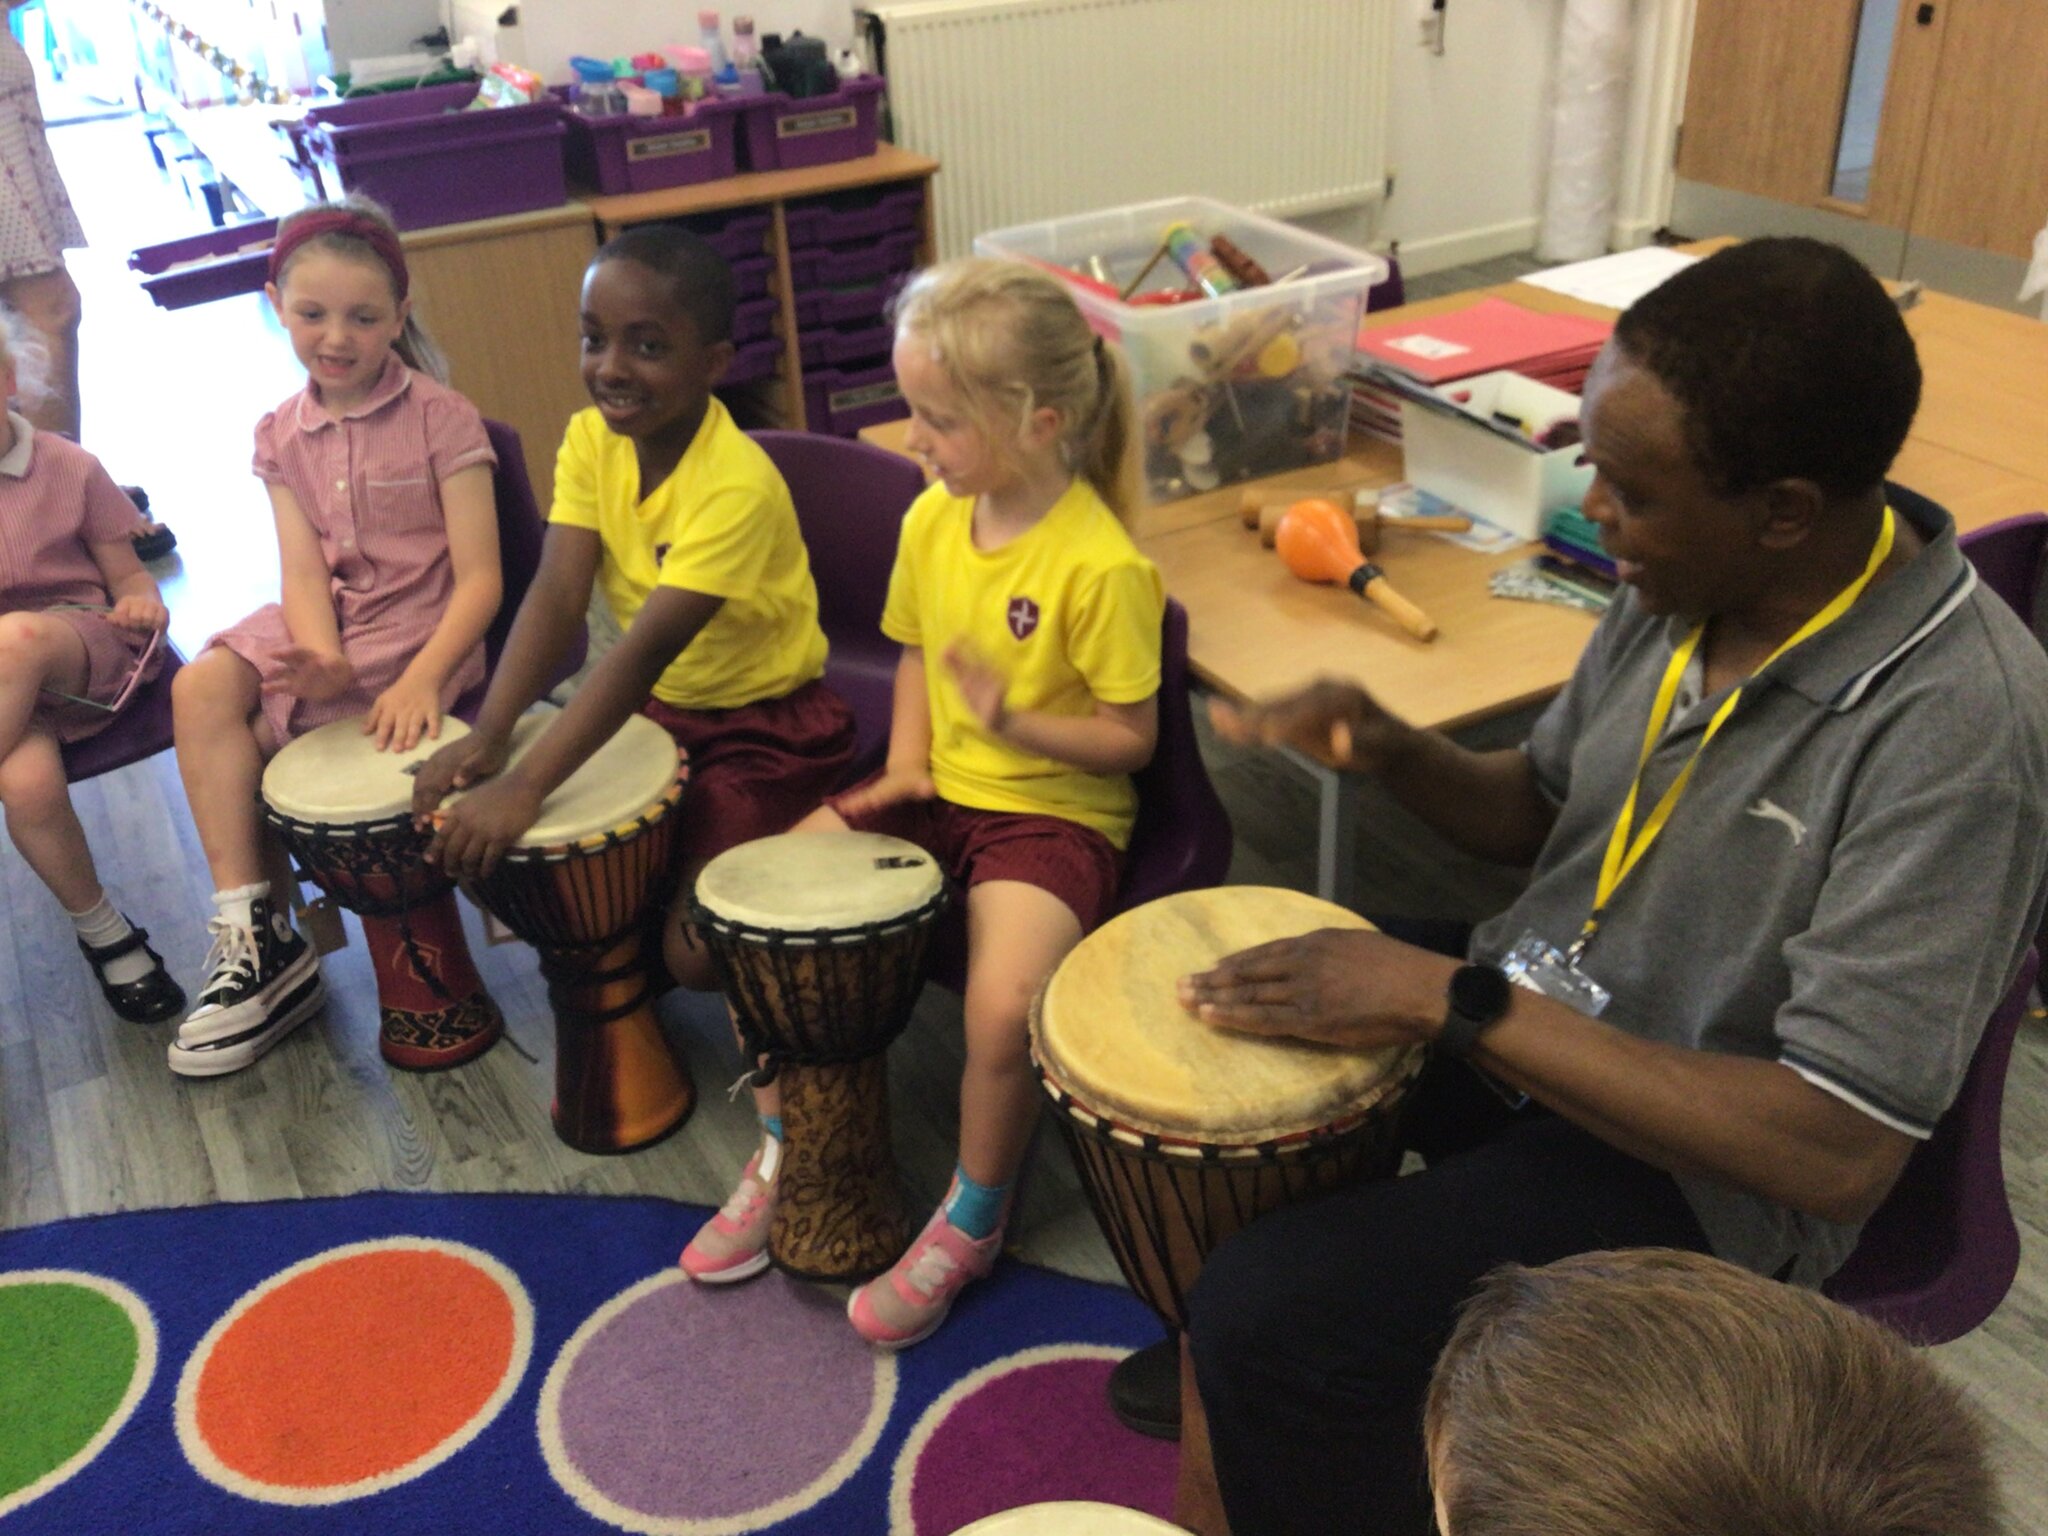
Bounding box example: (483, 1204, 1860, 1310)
(1007, 595, 1040, 640)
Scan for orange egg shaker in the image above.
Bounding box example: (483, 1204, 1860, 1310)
(1274, 498, 1440, 642)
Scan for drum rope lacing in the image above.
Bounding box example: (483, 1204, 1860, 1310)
(691, 889, 950, 1086)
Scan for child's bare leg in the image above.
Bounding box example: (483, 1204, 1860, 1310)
(173, 650, 277, 890)
(0, 727, 101, 911)
(957, 879, 1083, 1193)
(0, 611, 87, 766)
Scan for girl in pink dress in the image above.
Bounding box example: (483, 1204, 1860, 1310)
(0, 305, 181, 1022)
(168, 197, 502, 1078)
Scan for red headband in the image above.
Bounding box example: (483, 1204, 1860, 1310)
(267, 208, 410, 301)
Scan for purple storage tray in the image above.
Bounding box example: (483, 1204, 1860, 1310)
(789, 274, 906, 330)
(729, 254, 772, 299)
(731, 295, 778, 345)
(556, 92, 748, 196)
(802, 359, 905, 438)
(129, 218, 280, 310)
(680, 208, 771, 261)
(798, 319, 893, 369)
(721, 336, 784, 386)
(302, 82, 566, 231)
(784, 184, 922, 249)
(736, 76, 885, 173)
(787, 230, 918, 289)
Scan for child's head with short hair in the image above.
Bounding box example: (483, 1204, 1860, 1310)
(579, 225, 736, 446)
(265, 194, 445, 387)
(892, 257, 1137, 519)
(1424, 1248, 1999, 1536)
(0, 305, 50, 417)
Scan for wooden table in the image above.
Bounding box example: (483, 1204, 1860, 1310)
(863, 255, 2048, 904)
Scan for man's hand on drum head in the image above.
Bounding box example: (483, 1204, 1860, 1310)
(1177, 928, 1450, 1051)
(364, 672, 442, 754)
(411, 731, 510, 825)
(1208, 680, 1402, 772)
(424, 773, 543, 881)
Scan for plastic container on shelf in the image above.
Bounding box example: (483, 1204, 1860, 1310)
(975, 196, 1388, 504)
(787, 229, 918, 290)
(720, 336, 784, 386)
(556, 91, 749, 196)
(660, 206, 770, 261)
(802, 358, 906, 437)
(734, 75, 884, 172)
(728, 253, 772, 298)
(666, 46, 714, 102)
(797, 318, 894, 369)
(298, 80, 567, 231)
(128, 217, 278, 309)
(783, 183, 922, 249)
(730, 294, 778, 344)
(789, 274, 907, 330)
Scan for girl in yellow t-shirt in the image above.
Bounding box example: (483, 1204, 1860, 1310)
(679, 259, 1166, 1348)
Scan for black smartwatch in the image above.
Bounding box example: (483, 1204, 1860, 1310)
(1436, 962, 1512, 1058)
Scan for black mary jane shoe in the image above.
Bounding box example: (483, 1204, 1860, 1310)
(78, 927, 187, 1025)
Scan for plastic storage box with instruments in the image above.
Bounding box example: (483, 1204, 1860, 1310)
(975, 197, 1388, 504)
(1396, 370, 1593, 540)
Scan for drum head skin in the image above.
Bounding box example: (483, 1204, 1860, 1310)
(695, 831, 943, 932)
(449, 706, 681, 849)
(953, 1503, 1187, 1534)
(262, 715, 472, 824)
(1035, 887, 1406, 1144)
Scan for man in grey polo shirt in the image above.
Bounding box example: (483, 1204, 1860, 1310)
(1167, 238, 2048, 1536)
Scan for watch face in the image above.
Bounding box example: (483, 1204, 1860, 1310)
(1451, 963, 1512, 1023)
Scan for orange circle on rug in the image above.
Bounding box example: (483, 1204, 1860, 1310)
(178, 1239, 531, 1502)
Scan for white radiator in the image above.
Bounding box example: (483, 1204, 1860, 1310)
(865, 0, 1394, 257)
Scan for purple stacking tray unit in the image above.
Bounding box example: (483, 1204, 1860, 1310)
(798, 318, 893, 370)
(802, 358, 905, 437)
(721, 336, 785, 387)
(674, 207, 772, 261)
(731, 295, 779, 345)
(736, 76, 885, 172)
(129, 218, 281, 310)
(787, 229, 919, 290)
(790, 275, 908, 331)
(300, 81, 566, 231)
(783, 184, 922, 248)
(558, 93, 750, 196)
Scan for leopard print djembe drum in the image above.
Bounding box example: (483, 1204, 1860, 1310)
(449, 707, 694, 1153)
(1031, 887, 1424, 1330)
(691, 831, 948, 1282)
(260, 716, 503, 1070)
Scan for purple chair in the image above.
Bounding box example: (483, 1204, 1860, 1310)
(59, 642, 186, 783)
(751, 429, 926, 767)
(454, 418, 587, 719)
(1823, 946, 2038, 1343)
(1957, 510, 2048, 620)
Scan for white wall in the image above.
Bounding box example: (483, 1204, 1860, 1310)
(1298, 0, 1565, 277)
(460, 0, 858, 80)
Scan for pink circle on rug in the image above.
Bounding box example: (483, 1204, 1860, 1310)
(894, 1350, 1177, 1535)
(541, 1271, 892, 1531)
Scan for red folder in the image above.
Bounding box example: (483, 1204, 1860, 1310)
(1356, 297, 1613, 385)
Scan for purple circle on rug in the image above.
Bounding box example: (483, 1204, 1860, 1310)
(895, 1350, 1177, 1535)
(544, 1271, 890, 1526)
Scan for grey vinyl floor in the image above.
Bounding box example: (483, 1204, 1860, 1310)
(5, 117, 2044, 1530)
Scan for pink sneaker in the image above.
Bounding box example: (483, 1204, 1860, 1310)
(847, 1201, 1002, 1349)
(679, 1150, 777, 1284)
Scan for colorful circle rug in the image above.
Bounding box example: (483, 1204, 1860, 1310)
(0, 1194, 1176, 1534)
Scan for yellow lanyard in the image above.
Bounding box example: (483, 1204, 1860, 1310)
(1568, 506, 1897, 964)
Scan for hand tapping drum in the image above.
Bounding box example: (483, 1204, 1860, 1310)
(1031, 886, 1424, 1329)
(692, 831, 949, 1282)
(449, 707, 694, 1152)
(260, 716, 503, 1070)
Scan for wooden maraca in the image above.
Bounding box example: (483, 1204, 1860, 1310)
(1274, 498, 1440, 642)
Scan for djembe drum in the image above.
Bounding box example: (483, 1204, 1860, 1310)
(260, 716, 503, 1069)
(691, 831, 948, 1282)
(1031, 887, 1423, 1330)
(954, 1505, 1186, 1533)
(449, 707, 693, 1153)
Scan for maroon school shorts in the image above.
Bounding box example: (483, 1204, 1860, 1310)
(826, 780, 1124, 934)
(640, 677, 857, 878)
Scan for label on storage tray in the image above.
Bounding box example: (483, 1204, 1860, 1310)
(778, 106, 857, 139)
(628, 129, 714, 162)
(828, 378, 902, 413)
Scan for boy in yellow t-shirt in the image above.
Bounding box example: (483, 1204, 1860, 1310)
(678, 259, 1165, 1348)
(413, 226, 854, 988)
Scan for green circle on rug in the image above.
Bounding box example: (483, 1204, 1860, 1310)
(0, 1281, 142, 1498)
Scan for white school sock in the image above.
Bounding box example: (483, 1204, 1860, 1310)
(213, 881, 270, 933)
(69, 895, 154, 985)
